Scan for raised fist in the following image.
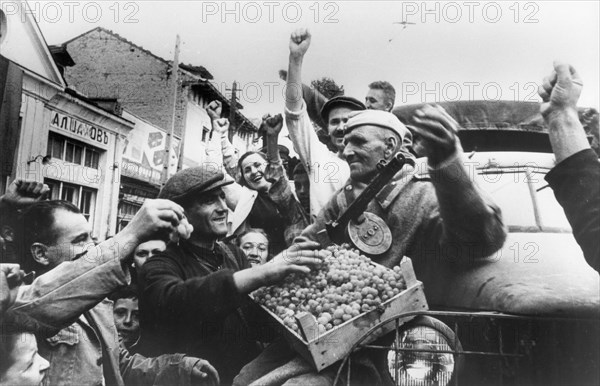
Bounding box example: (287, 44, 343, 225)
(0, 179, 49, 209)
(411, 104, 460, 166)
(212, 118, 230, 135)
(206, 100, 222, 121)
(538, 61, 583, 118)
(260, 114, 284, 137)
(289, 28, 311, 58)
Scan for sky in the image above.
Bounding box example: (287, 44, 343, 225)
(27, 0, 600, 120)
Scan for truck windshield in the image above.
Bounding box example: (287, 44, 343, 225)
(475, 167, 571, 232)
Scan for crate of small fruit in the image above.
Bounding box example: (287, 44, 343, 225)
(251, 244, 428, 371)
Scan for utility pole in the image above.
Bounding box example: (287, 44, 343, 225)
(228, 81, 237, 143)
(161, 35, 180, 186)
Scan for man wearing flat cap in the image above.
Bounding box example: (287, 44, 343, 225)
(137, 167, 328, 384)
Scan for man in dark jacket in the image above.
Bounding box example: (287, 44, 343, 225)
(539, 61, 600, 272)
(138, 167, 327, 384)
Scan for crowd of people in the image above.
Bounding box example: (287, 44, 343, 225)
(1, 28, 598, 386)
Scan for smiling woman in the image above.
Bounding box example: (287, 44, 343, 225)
(230, 150, 294, 255)
(220, 114, 310, 256)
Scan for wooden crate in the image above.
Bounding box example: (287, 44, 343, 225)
(253, 257, 428, 371)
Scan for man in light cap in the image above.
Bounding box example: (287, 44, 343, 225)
(236, 107, 507, 385)
(301, 106, 506, 267)
(137, 166, 328, 384)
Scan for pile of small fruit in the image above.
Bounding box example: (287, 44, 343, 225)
(252, 244, 406, 334)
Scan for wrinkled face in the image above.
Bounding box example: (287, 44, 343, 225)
(44, 209, 93, 268)
(0, 333, 49, 386)
(133, 240, 166, 269)
(294, 172, 310, 213)
(241, 153, 270, 192)
(239, 232, 269, 266)
(343, 125, 388, 183)
(327, 106, 353, 152)
(185, 188, 229, 239)
(365, 89, 391, 111)
(113, 298, 140, 348)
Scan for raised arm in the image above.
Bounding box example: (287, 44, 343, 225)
(205, 100, 238, 177)
(286, 28, 311, 113)
(411, 105, 507, 259)
(538, 61, 590, 163)
(261, 113, 310, 242)
(262, 114, 284, 166)
(9, 199, 187, 333)
(539, 62, 600, 271)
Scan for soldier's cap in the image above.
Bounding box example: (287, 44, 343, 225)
(345, 110, 409, 140)
(158, 167, 233, 204)
(319, 96, 366, 123)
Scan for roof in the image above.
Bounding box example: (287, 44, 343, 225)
(63, 27, 214, 80)
(179, 63, 212, 80)
(62, 27, 256, 132)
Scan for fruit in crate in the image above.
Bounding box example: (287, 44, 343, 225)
(252, 244, 406, 334)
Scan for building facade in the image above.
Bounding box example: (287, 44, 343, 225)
(60, 27, 260, 231)
(1, 3, 133, 239)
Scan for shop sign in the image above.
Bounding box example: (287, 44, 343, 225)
(121, 159, 161, 184)
(50, 111, 110, 148)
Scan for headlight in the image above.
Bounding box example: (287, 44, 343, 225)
(388, 324, 458, 385)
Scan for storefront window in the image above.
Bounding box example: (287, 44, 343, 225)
(47, 132, 102, 169)
(61, 182, 79, 205)
(84, 148, 100, 169)
(44, 178, 97, 223)
(48, 134, 64, 159)
(80, 188, 95, 220)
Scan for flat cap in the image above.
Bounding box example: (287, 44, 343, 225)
(319, 96, 366, 123)
(345, 110, 409, 140)
(158, 167, 233, 203)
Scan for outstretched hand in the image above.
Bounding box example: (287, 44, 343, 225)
(411, 104, 460, 166)
(538, 61, 583, 118)
(120, 199, 185, 245)
(263, 241, 329, 283)
(289, 28, 311, 58)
